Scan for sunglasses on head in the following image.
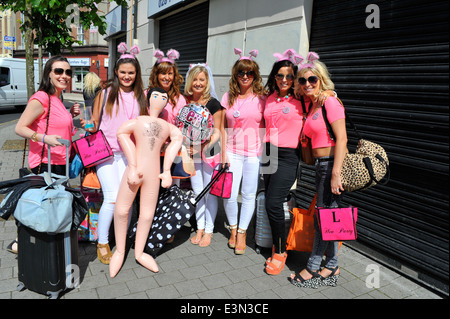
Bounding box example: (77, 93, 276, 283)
(275, 73, 295, 81)
(53, 68, 73, 77)
(298, 76, 319, 85)
(237, 70, 255, 78)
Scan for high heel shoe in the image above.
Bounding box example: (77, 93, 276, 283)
(234, 228, 246, 255)
(265, 252, 287, 275)
(97, 243, 113, 265)
(228, 225, 237, 249)
(319, 266, 340, 287)
(289, 268, 321, 289)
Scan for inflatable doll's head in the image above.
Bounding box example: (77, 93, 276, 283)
(146, 87, 169, 117)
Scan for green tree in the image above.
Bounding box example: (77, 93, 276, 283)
(0, 0, 127, 98)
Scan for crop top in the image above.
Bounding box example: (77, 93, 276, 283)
(303, 97, 345, 149)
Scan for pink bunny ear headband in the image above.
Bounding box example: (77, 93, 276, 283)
(234, 48, 258, 60)
(154, 49, 180, 64)
(299, 52, 320, 69)
(117, 42, 140, 60)
(273, 49, 303, 65)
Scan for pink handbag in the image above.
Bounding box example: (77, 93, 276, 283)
(316, 206, 358, 241)
(72, 130, 113, 168)
(210, 165, 233, 199)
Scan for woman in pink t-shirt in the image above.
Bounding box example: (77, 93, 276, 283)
(289, 53, 348, 289)
(147, 49, 187, 125)
(11, 56, 80, 254)
(83, 44, 147, 265)
(221, 49, 265, 255)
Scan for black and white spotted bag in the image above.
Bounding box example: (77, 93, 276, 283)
(128, 185, 195, 256)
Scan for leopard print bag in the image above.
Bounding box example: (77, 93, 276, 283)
(322, 103, 390, 192)
(340, 139, 390, 192)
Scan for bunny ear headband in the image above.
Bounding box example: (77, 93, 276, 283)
(117, 42, 140, 60)
(234, 48, 258, 61)
(299, 52, 320, 69)
(154, 48, 180, 64)
(273, 49, 304, 65)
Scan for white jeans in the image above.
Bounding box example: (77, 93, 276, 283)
(96, 152, 128, 244)
(190, 161, 218, 233)
(223, 151, 260, 230)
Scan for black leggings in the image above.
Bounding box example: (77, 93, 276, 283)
(262, 143, 300, 254)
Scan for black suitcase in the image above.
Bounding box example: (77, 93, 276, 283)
(17, 227, 79, 299)
(16, 139, 80, 299)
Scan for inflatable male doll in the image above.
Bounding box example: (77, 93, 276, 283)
(109, 87, 183, 277)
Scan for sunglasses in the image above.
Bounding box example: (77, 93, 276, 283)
(237, 71, 255, 78)
(53, 68, 73, 77)
(275, 73, 295, 81)
(298, 76, 319, 85)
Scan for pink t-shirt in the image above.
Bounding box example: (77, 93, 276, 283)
(28, 91, 73, 168)
(99, 90, 140, 152)
(263, 93, 303, 148)
(161, 94, 187, 125)
(303, 97, 345, 149)
(221, 92, 265, 157)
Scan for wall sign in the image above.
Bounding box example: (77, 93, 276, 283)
(148, 0, 185, 18)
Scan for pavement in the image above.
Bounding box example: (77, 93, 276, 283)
(0, 93, 444, 304)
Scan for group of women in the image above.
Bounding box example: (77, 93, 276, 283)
(14, 45, 347, 288)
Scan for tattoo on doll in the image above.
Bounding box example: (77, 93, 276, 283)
(144, 121, 163, 151)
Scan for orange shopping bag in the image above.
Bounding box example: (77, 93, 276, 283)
(286, 194, 317, 252)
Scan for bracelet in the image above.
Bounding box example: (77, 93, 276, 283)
(30, 132, 38, 142)
(42, 134, 46, 143)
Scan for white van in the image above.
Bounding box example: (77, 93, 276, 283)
(0, 58, 40, 111)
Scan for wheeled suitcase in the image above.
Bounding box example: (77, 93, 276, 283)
(254, 189, 296, 254)
(16, 139, 80, 299)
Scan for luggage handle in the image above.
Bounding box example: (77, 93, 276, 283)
(47, 138, 71, 179)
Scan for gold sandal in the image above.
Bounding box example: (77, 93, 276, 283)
(199, 232, 213, 247)
(228, 225, 237, 249)
(190, 229, 205, 245)
(234, 228, 247, 255)
(97, 243, 113, 265)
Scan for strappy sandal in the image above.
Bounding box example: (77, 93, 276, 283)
(265, 252, 287, 275)
(97, 243, 113, 265)
(228, 225, 237, 249)
(319, 266, 340, 287)
(190, 229, 205, 245)
(199, 232, 213, 247)
(289, 268, 321, 289)
(234, 228, 246, 255)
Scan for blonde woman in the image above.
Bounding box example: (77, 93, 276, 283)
(83, 72, 102, 107)
(184, 64, 226, 247)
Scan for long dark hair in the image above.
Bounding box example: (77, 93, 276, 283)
(104, 57, 147, 116)
(38, 56, 70, 95)
(264, 60, 298, 96)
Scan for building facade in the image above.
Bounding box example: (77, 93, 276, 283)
(3, 2, 111, 93)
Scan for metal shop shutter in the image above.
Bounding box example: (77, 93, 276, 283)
(158, 1, 209, 88)
(296, 0, 449, 293)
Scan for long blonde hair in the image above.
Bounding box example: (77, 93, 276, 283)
(298, 60, 335, 93)
(84, 72, 101, 96)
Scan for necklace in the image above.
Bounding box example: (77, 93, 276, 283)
(233, 92, 253, 118)
(120, 91, 135, 120)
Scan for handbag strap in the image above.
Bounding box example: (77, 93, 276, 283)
(193, 163, 229, 205)
(321, 99, 361, 142)
(37, 93, 52, 174)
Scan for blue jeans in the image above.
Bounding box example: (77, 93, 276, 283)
(306, 157, 341, 271)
